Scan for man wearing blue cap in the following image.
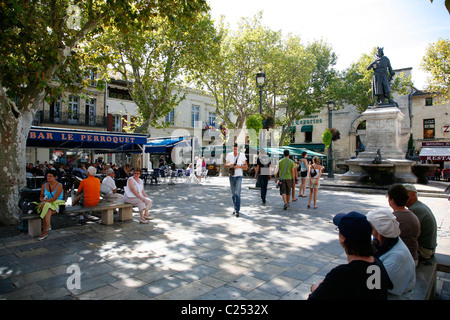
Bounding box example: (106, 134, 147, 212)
(308, 211, 392, 300)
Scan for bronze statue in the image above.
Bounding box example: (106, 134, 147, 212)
(367, 47, 398, 107)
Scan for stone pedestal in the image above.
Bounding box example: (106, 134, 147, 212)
(343, 106, 417, 184)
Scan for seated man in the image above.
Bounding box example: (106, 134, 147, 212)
(72, 166, 100, 224)
(367, 208, 416, 297)
(403, 184, 437, 264)
(101, 168, 123, 201)
(387, 184, 420, 265)
(308, 211, 392, 300)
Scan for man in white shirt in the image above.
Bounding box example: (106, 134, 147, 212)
(101, 168, 123, 201)
(225, 143, 248, 217)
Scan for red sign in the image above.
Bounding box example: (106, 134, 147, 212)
(420, 156, 450, 161)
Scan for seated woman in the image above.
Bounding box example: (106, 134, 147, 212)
(124, 168, 153, 224)
(37, 170, 65, 240)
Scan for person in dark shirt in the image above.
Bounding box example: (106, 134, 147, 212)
(308, 211, 392, 300)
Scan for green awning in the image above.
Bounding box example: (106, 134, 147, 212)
(301, 125, 313, 132)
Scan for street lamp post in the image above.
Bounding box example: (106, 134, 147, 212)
(255, 69, 266, 189)
(256, 68, 266, 114)
(327, 99, 335, 179)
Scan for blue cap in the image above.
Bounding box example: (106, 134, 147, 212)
(333, 211, 372, 243)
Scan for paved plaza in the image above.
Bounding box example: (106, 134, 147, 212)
(0, 176, 449, 301)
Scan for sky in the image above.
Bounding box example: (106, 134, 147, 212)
(207, 0, 450, 90)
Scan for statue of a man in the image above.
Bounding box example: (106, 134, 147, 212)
(367, 47, 397, 107)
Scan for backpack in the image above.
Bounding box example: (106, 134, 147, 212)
(21, 201, 38, 216)
(310, 166, 318, 177)
(18, 201, 39, 233)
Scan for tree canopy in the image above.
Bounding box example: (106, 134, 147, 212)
(421, 38, 450, 103)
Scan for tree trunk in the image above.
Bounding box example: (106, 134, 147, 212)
(0, 100, 35, 225)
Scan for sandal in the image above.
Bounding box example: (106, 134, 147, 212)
(38, 234, 48, 241)
(139, 219, 149, 224)
(143, 215, 153, 220)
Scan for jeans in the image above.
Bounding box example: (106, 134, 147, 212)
(257, 174, 269, 202)
(229, 176, 243, 213)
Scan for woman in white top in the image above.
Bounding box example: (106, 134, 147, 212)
(124, 168, 153, 224)
(307, 156, 323, 209)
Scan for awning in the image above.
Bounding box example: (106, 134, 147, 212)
(27, 126, 147, 153)
(254, 146, 326, 159)
(283, 146, 326, 158)
(289, 143, 325, 152)
(301, 125, 313, 132)
(145, 137, 189, 153)
(419, 147, 450, 161)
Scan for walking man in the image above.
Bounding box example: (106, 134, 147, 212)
(275, 150, 296, 210)
(225, 143, 248, 217)
(254, 149, 272, 204)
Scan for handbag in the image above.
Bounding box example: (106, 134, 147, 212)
(276, 159, 289, 188)
(229, 153, 239, 177)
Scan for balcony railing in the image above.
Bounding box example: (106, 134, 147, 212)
(33, 111, 107, 128)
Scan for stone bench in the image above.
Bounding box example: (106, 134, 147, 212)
(20, 202, 134, 237)
(65, 202, 134, 225)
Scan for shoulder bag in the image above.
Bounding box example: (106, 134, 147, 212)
(277, 160, 288, 188)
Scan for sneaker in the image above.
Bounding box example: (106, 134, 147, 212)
(235, 212, 239, 217)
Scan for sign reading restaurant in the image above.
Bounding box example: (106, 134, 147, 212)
(293, 115, 323, 125)
(421, 142, 450, 147)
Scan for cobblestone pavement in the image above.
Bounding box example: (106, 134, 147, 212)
(0, 176, 449, 301)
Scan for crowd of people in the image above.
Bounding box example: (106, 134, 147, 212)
(27, 151, 442, 299)
(251, 149, 325, 211)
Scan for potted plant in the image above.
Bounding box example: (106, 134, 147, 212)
(322, 129, 332, 148)
(330, 128, 340, 141)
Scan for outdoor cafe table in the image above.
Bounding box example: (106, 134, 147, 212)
(26, 175, 45, 188)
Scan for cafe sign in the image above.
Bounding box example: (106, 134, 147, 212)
(28, 130, 138, 144)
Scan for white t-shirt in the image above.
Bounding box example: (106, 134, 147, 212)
(100, 175, 117, 195)
(226, 152, 247, 177)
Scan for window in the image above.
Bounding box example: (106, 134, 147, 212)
(85, 98, 96, 125)
(304, 131, 312, 143)
(113, 115, 122, 132)
(165, 109, 175, 125)
(68, 95, 79, 123)
(50, 95, 62, 122)
(191, 105, 200, 128)
(108, 88, 132, 100)
(425, 97, 433, 106)
(423, 119, 435, 139)
(208, 112, 216, 128)
(88, 71, 97, 86)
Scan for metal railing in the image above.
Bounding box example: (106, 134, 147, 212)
(33, 110, 107, 128)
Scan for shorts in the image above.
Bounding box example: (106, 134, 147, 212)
(279, 179, 293, 195)
(309, 178, 320, 189)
